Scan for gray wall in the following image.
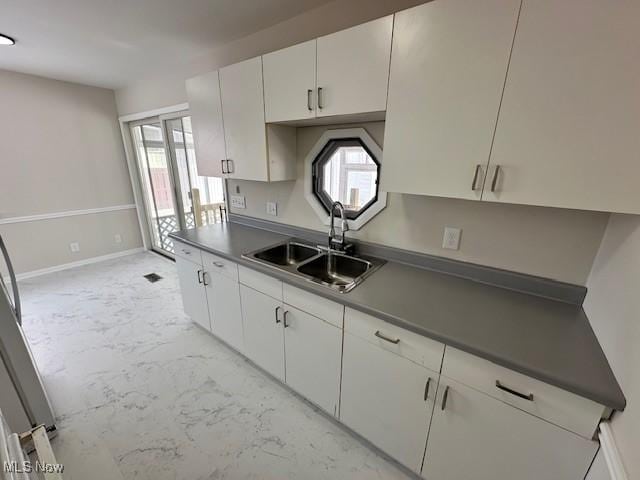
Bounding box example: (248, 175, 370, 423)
(584, 214, 640, 479)
(229, 122, 609, 285)
(0, 69, 142, 275)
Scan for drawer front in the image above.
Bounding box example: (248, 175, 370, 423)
(283, 284, 344, 328)
(344, 308, 444, 372)
(442, 347, 605, 439)
(202, 250, 238, 282)
(238, 265, 283, 301)
(173, 240, 202, 264)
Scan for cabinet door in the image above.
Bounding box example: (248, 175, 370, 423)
(423, 378, 598, 480)
(486, 0, 640, 213)
(340, 332, 437, 473)
(239, 285, 284, 380)
(219, 57, 268, 181)
(176, 256, 210, 331)
(205, 272, 243, 352)
(283, 305, 342, 416)
(316, 15, 392, 117)
(185, 71, 226, 177)
(263, 40, 317, 122)
(382, 0, 519, 199)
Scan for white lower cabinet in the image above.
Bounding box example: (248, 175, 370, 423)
(240, 285, 285, 381)
(282, 305, 342, 415)
(340, 332, 438, 473)
(175, 255, 210, 331)
(205, 271, 243, 352)
(422, 377, 599, 480)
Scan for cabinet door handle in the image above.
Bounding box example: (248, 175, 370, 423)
(424, 377, 432, 401)
(441, 385, 450, 411)
(283, 310, 290, 328)
(182, 249, 191, 255)
(317, 87, 324, 109)
(471, 164, 482, 191)
(221, 159, 227, 174)
(495, 380, 533, 401)
(275, 306, 282, 324)
(213, 262, 224, 268)
(202, 271, 209, 286)
(490, 165, 501, 192)
(226, 159, 234, 174)
(374, 330, 400, 344)
(307, 89, 313, 111)
(197, 269, 203, 284)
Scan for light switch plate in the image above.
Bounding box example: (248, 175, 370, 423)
(69, 242, 80, 253)
(230, 195, 246, 209)
(443, 227, 461, 250)
(266, 202, 278, 216)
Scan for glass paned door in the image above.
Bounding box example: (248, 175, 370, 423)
(165, 117, 225, 229)
(131, 122, 180, 255)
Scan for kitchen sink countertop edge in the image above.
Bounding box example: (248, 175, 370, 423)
(169, 223, 625, 411)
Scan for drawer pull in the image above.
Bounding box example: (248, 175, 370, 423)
(495, 380, 534, 401)
(374, 330, 400, 344)
(424, 377, 432, 401)
(213, 261, 225, 268)
(275, 306, 282, 324)
(182, 249, 191, 255)
(441, 385, 450, 411)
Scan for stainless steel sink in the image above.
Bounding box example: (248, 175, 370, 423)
(253, 242, 319, 266)
(243, 240, 385, 293)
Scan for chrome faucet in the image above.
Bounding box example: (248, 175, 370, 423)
(328, 201, 352, 252)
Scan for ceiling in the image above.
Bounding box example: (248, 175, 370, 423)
(0, 0, 333, 89)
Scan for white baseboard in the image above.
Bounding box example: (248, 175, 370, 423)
(11, 248, 146, 282)
(599, 422, 628, 480)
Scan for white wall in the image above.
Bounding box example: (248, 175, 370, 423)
(115, 0, 426, 115)
(0, 69, 142, 275)
(583, 214, 640, 479)
(229, 122, 609, 285)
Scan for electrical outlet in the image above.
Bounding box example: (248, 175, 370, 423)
(442, 227, 461, 250)
(69, 242, 80, 253)
(114, 234, 122, 244)
(266, 202, 277, 216)
(230, 195, 246, 209)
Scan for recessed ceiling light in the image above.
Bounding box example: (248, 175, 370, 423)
(0, 34, 16, 46)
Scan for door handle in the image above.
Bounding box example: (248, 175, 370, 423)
(283, 310, 290, 328)
(495, 380, 533, 401)
(424, 377, 432, 401)
(197, 269, 203, 284)
(471, 164, 482, 191)
(441, 385, 450, 411)
(317, 87, 324, 109)
(374, 330, 400, 344)
(490, 165, 501, 192)
(307, 89, 313, 111)
(275, 306, 282, 324)
(202, 271, 209, 286)
(221, 159, 227, 174)
(226, 159, 234, 174)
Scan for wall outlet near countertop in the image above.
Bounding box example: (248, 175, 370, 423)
(231, 195, 246, 209)
(266, 202, 278, 216)
(69, 242, 80, 253)
(443, 227, 461, 250)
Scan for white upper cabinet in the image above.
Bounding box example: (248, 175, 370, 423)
(219, 57, 296, 182)
(316, 15, 393, 118)
(485, 0, 640, 213)
(382, 0, 520, 200)
(263, 40, 317, 123)
(185, 71, 227, 177)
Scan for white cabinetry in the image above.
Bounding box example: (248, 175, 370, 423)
(486, 0, 640, 213)
(185, 70, 226, 177)
(219, 57, 296, 182)
(261, 16, 392, 123)
(175, 253, 210, 331)
(382, 0, 520, 200)
(423, 378, 598, 480)
(316, 15, 392, 118)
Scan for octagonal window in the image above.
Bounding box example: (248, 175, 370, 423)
(312, 138, 380, 220)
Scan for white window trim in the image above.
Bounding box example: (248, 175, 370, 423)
(304, 128, 387, 230)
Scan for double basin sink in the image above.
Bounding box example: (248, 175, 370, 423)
(243, 240, 385, 293)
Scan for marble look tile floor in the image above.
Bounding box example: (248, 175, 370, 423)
(19, 252, 415, 480)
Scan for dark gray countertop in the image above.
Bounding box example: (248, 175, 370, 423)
(170, 223, 625, 411)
